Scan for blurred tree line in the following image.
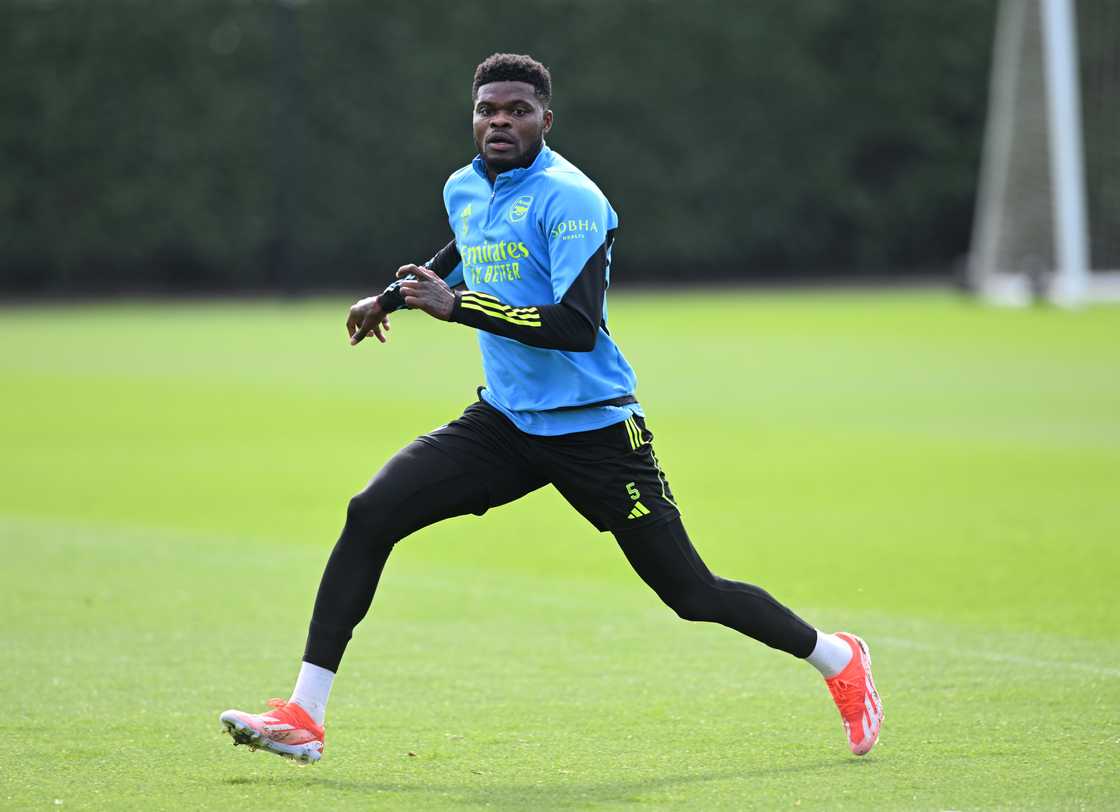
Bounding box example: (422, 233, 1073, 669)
(0, 0, 994, 294)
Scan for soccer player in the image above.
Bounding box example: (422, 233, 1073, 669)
(220, 53, 882, 764)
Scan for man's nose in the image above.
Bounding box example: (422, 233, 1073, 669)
(490, 112, 512, 127)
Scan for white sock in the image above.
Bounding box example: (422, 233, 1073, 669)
(805, 630, 853, 678)
(289, 661, 334, 725)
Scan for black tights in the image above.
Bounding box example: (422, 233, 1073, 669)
(304, 442, 816, 672)
(612, 518, 816, 657)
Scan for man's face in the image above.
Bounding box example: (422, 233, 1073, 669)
(473, 81, 553, 174)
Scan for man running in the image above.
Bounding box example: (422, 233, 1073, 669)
(220, 53, 882, 765)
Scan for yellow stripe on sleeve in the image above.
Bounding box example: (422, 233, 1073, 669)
(460, 299, 542, 328)
(465, 302, 541, 326)
(467, 291, 501, 302)
(460, 292, 541, 324)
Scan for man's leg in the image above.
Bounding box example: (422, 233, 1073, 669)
(305, 404, 545, 677)
(612, 517, 817, 656)
(545, 413, 883, 755)
(612, 517, 882, 754)
(303, 440, 515, 672)
(221, 403, 544, 761)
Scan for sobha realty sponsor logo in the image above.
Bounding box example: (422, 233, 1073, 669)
(550, 219, 599, 240)
(459, 204, 472, 237)
(507, 195, 533, 223)
(460, 240, 532, 285)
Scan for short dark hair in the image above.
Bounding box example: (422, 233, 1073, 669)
(472, 53, 552, 105)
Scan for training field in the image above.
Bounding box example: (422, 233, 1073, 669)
(2, 290, 1118, 810)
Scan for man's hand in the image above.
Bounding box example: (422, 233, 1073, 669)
(347, 296, 392, 345)
(398, 265, 455, 321)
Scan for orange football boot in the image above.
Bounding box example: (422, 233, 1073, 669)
(824, 632, 884, 756)
(220, 699, 324, 765)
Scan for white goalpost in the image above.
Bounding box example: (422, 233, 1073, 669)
(969, 0, 1120, 307)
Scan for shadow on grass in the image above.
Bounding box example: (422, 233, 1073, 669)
(221, 758, 860, 807)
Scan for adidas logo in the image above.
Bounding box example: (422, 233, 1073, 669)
(627, 501, 651, 520)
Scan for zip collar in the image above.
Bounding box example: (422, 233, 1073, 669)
(471, 143, 553, 187)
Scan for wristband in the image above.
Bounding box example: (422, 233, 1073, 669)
(377, 277, 411, 313)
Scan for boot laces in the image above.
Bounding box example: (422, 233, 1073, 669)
(828, 677, 865, 721)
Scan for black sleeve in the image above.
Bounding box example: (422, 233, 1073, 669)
(448, 231, 613, 352)
(425, 240, 462, 279)
(377, 240, 462, 313)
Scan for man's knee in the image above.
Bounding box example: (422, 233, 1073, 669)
(344, 493, 373, 531)
(660, 582, 722, 623)
(343, 477, 400, 546)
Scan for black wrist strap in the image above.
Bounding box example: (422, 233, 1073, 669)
(377, 277, 412, 313)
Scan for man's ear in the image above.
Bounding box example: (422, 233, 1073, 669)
(543, 109, 553, 135)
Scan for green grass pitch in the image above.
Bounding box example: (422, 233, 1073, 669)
(2, 290, 1118, 810)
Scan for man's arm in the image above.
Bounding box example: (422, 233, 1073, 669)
(425, 240, 464, 286)
(347, 239, 462, 345)
(376, 240, 463, 313)
(401, 181, 617, 352)
(397, 232, 612, 352)
(448, 234, 611, 352)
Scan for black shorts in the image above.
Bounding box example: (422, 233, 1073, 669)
(415, 399, 680, 532)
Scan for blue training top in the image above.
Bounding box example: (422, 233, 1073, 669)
(438, 145, 641, 436)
